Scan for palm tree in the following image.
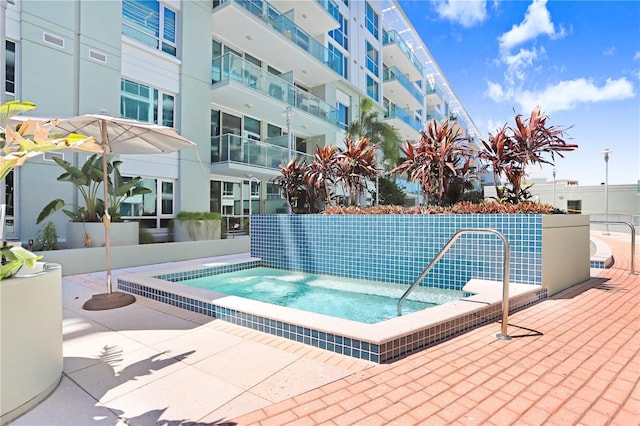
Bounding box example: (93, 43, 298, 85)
(335, 137, 380, 206)
(269, 158, 312, 213)
(479, 106, 577, 203)
(306, 145, 337, 207)
(390, 119, 470, 206)
(345, 98, 402, 170)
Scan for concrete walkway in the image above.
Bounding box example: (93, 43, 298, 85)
(9, 255, 373, 426)
(9, 234, 639, 425)
(231, 233, 639, 425)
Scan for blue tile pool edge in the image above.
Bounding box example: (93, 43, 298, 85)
(117, 260, 548, 364)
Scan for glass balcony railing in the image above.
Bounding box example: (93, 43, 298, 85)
(382, 30, 424, 76)
(383, 66, 424, 105)
(211, 133, 313, 168)
(426, 83, 444, 102)
(317, 0, 340, 23)
(385, 104, 423, 133)
(215, 0, 342, 75)
(212, 53, 339, 126)
(426, 109, 443, 122)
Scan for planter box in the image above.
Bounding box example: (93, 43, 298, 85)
(174, 220, 221, 242)
(251, 214, 590, 295)
(0, 263, 63, 425)
(65, 222, 139, 248)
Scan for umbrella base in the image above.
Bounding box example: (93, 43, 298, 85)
(83, 291, 136, 311)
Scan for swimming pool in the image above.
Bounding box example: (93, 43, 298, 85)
(178, 267, 463, 324)
(118, 256, 547, 363)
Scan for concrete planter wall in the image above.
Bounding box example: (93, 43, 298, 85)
(36, 238, 249, 276)
(173, 219, 221, 242)
(66, 222, 139, 248)
(251, 214, 590, 295)
(0, 263, 63, 425)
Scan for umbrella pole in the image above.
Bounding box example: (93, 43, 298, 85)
(102, 148, 113, 294)
(82, 121, 135, 310)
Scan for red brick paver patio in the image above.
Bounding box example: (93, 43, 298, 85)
(231, 235, 639, 425)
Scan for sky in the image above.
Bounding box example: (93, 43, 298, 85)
(397, 0, 640, 186)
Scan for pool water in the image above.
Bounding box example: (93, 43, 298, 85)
(178, 267, 463, 324)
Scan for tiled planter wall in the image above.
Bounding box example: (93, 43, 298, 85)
(251, 214, 545, 291)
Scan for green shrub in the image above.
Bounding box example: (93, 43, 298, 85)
(175, 211, 222, 221)
(33, 221, 60, 251)
(138, 227, 156, 244)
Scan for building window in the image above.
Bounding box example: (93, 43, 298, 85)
(337, 102, 349, 130)
(121, 177, 175, 229)
(223, 182, 234, 196)
(366, 41, 379, 76)
(122, 0, 177, 56)
(4, 40, 16, 101)
(328, 43, 347, 78)
(120, 79, 175, 127)
(329, 11, 348, 50)
(244, 116, 261, 140)
(367, 75, 379, 101)
(365, 3, 379, 40)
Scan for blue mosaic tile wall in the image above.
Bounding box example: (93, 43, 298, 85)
(155, 260, 261, 282)
(251, 214, 543, 290)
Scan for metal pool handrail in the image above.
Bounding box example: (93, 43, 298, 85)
(397, 229, 512, 340)
(589, 220, 636, 275)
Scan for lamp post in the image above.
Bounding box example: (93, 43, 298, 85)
(601, 148, 612, 235)
(552, 167, 556, 208)
(281, 106, 295, 213)
(282, 106, 294, 164)
(247, 175, 260, 234)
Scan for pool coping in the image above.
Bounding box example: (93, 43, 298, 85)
(118, 257, 547, 363)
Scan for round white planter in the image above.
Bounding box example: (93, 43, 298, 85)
(65, 222, 139, 248)
(0, 263, 63, 425)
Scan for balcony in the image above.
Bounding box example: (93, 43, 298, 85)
(384, 103, 422, 142)
(383, 66, 424, 111)
(382, 30, 423, 82)
(426, 109, 444, 123)
(212, 53, 339, 136)
(426, 83, 444, 106)
(270, 0, 340, 36)
(212, 0, 341, 87)
(449, 114, 468, 133)
(211, 133, 313, 179)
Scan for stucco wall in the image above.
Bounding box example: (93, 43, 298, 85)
(542, 215, 591, 295)
(36, 238, 249, 276)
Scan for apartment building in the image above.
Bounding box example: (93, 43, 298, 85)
(2, 0, 479, 243)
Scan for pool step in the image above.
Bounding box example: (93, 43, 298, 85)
(462, 279, 541, 304)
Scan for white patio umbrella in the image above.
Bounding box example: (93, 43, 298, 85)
(51, 114, 197, 310)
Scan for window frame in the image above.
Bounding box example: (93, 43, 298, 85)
(4, 40, 17, 100)
(120, 177, 176, 230)
(367, 75, 379, 101)
(365, 3, 379, 40)
(120, 78, 175, 127)
(122, 0, 178, 56)
(366, 41, 379, 76)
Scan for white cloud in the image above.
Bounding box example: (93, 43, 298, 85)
(603, 46, 616, 56)
(503, 47, 545, 83)
(634, 51, 640, 61)
(433, 0, 488, 28)
(498, 0, 564, 53)
(515, 78, 635, 113)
